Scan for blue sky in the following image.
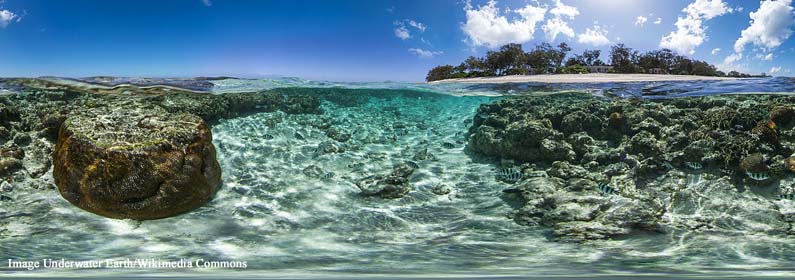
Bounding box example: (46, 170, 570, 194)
(0, 0, 793, 82)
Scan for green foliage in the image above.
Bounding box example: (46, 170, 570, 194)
(427, 42, 760, 80)
(563, 64, 589, 74)
(425, 65, 455, 82)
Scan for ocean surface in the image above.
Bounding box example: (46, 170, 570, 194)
(2, 76, 795, 279)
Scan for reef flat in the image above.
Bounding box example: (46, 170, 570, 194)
(468, 92, 795, 241)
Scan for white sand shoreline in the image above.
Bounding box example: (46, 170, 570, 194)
(428, 73, 741, 84)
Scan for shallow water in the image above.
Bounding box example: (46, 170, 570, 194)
(3, 78, 795, 278)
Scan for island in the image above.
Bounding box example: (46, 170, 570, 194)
(426, 43, 767, 83)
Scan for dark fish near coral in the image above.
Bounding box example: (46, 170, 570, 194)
(502, 188, 522, 194)
(685, 162, 703, 170)
(779, 193, 795, 200)
(405, 161, 420, 169)
(0, 194, 11, 201)
(294, 132, 305, 140)
(746, 171, 770, 181)
(720, 168, 736, 176)
(597, 182, 619, 196)
(263, 134, 275, 140)
(442, 142, 456, 149)
(496, 167, 522, 182)
(322, 172, 335, 180)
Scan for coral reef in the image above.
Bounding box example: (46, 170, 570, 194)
(469, 92, 795, 241)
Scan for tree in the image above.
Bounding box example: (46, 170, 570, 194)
(610, 44, 639, 73)
(425, 65, 456, 82)
(463, 56, 485, 72)
(551, 42, 572, 68)
(582, 50, 603, 66)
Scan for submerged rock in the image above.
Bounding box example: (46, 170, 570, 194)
(53, 102, 221, 220)
(356, 163, 415, 199)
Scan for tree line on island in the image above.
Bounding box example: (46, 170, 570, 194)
(426, 43, 765, 82)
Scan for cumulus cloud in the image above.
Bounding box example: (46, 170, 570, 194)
(660, 0, 733, 55)
(549, 0, 579, 18)
(723, 52, 742, 64)
(542, 0, 578, 41)
(408, 48, 443, 58)
(577, 25, 611, 46)
(461, 0, 547, 48)
(635, 16, 648, 26)
(711, 48, 721, 55)
(0, 9, 18, 28)
(771, 66, 782, 73)
(733, 0, 794, 53)
(654, 17, 662, 24)
(543, 17, 575, 41)
(394, 19, 427, 40)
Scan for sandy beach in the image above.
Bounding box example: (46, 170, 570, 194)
(429, 73, 739, 84)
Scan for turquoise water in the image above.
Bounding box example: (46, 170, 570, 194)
(2, 78, 795, 278)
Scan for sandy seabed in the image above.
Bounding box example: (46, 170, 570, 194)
(429, 73, 738, 84)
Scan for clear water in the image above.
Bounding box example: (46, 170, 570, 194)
(2, 77, 795, 279)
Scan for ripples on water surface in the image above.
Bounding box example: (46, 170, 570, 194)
(2, 77, 795, 279)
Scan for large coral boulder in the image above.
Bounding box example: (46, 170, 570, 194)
(53, 101, 221, 220)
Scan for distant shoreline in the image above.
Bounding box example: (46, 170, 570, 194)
(428, 73, 741, 84)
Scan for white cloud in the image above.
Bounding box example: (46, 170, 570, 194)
(635, 16, 648, 26)
(201, 0, 212, 7)
(771, 66, 782, 73)
(394, 25, 410, 40)
(711, 48, 721, 55)
(762, 53, 774, 60)
(408, 48, 443, 58)
(407, 20, 427, 32)
(724, 52, 742, 64)
(654, 17, 662, 24)
(733, 0, 794, 53)
(542, 17, 575, 41)
(461, 0, 547, 48)
(577, 25, 611, 46)
(0, 9, 17, 28)
(549, 0, 579, 18)
(394, 19, 427, 40)
(660, 0, 732, 55)
(542, 0, 578, 41)
(683, 0, 734, 18)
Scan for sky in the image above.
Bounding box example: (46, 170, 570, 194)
(0, 0, 793, 82)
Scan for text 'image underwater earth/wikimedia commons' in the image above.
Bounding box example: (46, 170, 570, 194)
(3, 0, 795, 279)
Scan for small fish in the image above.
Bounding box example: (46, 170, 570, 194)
(442, 142, 456, 149)
(322, 172, 335, 180)
(294, 132, 305, 140)
(0, 194, 11, 201)
(685, 162, 703, 170)
(496, 167, 522, 182)
(720, 169, 736, 176)
(778, 193, 795, 200)
(767, 120, 777, 130)
(746, 171, 770, 181)
(597, 182, 619, 196)
(263, 134, 275, 140)
(405, 161, 420, 169)
(502, 188, 522, 194)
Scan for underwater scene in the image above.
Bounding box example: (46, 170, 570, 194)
(2, 77, 795, 278)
